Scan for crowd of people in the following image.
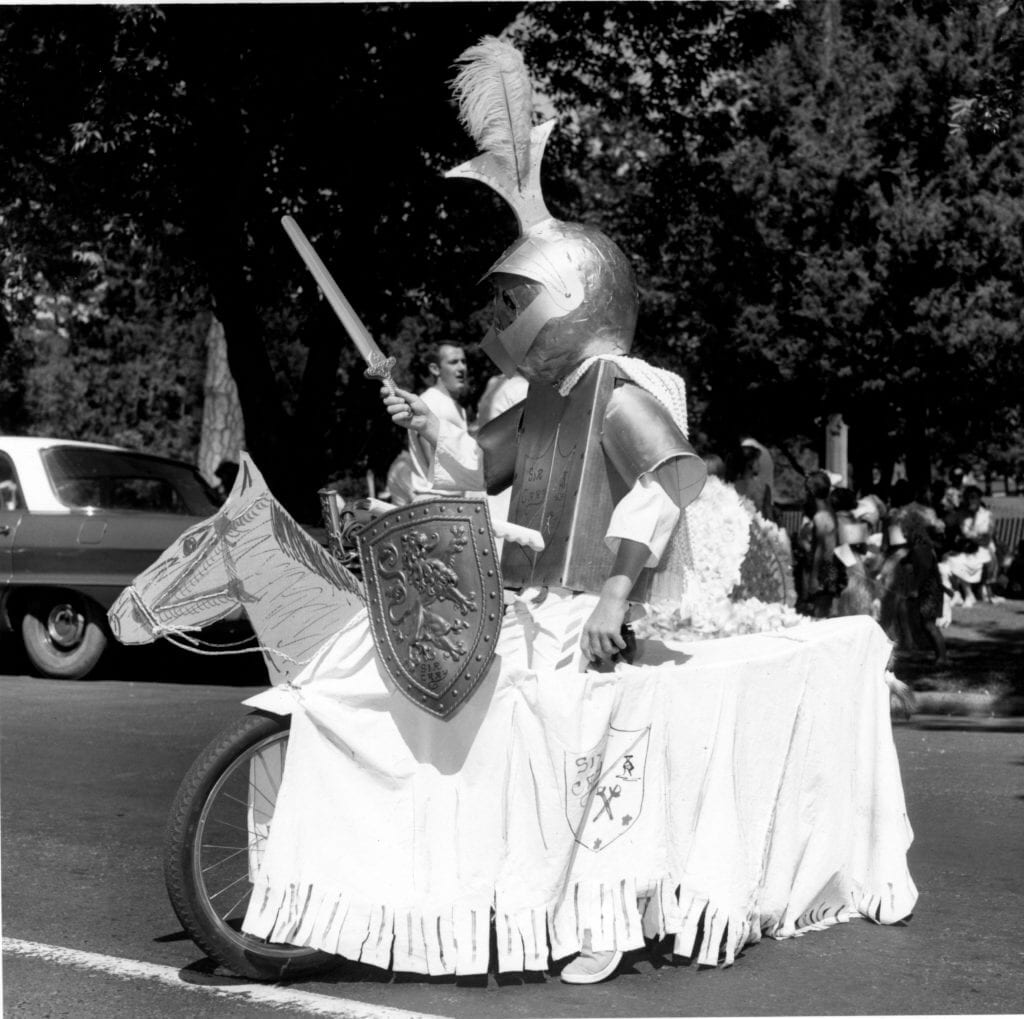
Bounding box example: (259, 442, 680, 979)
(787, 466, 1020, 667)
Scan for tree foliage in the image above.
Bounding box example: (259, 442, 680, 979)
(1, 3, 519, 516)
(3, 0, 1023, 512)
(521, 0, 1024, 488)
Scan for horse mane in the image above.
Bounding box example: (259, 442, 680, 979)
(269, 500, 363, 599)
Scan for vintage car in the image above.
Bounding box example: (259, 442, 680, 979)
(0, 436, 223, 679)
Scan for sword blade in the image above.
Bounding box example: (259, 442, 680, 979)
(281, 215, 383, 366)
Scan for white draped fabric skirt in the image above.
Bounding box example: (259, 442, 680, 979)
(241, 598, 917, 975)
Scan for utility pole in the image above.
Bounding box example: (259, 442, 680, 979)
(826, 413, 849, 487)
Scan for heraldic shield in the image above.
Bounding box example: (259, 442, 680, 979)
(356, 498, 503, 720)
(563, 726, 651, 852)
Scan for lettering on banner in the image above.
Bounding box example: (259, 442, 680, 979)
(417, 659, 446, 690)
(520, 456, 547, 514)
(543, 441, 575, 535)
(562, 726, 651, 852)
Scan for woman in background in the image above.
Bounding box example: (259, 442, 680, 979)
(796, 470, 840, 618)
(880, 512, 949, 667)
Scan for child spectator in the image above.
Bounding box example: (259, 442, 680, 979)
(945, 485, 995, 605)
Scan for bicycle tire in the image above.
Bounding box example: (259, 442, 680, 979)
(164, 710, 337, 980)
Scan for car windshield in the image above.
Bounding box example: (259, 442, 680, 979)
(41, 446, 220, 516)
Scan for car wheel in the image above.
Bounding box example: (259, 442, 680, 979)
(21, 595, 109, 679)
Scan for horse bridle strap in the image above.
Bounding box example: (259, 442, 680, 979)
(157, 628, 314, 667)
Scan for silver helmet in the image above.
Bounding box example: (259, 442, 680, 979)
(447, 37, 638, 386)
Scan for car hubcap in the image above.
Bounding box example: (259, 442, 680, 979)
(47, 604, 85, 650)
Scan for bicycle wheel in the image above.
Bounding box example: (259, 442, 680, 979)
(164, 710, 336, 980)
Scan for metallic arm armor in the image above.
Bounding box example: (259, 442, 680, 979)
(475, 400, 524, 496)
(602, 382, 707, 509)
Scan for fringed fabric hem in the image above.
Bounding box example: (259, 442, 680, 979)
(243, 870, 917, 975)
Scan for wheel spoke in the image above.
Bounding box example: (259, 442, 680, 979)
(203, 817, 252, 837)
(246, 780, 278, 812)
(178, 723, 321, 970)
(201, 845, 249, 873)
(221, 787, 275, 813)
(207, 872, 250, 901)
(222, 887, 253, 921)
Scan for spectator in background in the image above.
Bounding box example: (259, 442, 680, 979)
(946, 485, 995, 605)
(832, 487, 876, 617)
(928, 479, 956, 549)
(796, 469, 840, 618)
(730, 443, 774, 520)
(854, 493, 886, 531)
(407, 340, 473, 498)
(831, 487, 865, 545)
(740, 436, 776, 521)
(703, 452, 727, 480)
(942, 466, 966, 514)
(884, 512, 950, 667)
(890, 478, 946, 546)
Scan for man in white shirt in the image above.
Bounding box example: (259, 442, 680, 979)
(407, 341, 470, 497)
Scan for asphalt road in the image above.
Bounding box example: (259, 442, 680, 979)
(2, 641, 1022, 1018)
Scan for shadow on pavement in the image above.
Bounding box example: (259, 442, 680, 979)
(0, 630, 270, 687)
(911, 717, 1024, 733)
(893, 599, 1024, 716)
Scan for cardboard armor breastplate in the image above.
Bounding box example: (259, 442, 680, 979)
(500, 362, 656, 597)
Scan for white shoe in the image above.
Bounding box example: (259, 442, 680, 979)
(560, 947, 623, 985)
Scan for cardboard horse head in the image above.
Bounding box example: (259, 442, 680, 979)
(108, 453, 364, 684)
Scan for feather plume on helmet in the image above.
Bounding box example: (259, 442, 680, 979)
(446, 36, 638, 385)
(446, 36, 555, 233)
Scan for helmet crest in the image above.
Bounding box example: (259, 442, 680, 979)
(446, 37, 637, 384)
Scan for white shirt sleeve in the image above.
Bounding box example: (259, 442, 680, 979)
(409, 388, 472, 496)
(605, 473, 681, 567)
(431, 418, 486, 493)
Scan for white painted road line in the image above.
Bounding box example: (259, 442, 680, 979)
(2, 937, 452, 1019)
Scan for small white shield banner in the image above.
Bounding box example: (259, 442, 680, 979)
(563, 726, 651, 852)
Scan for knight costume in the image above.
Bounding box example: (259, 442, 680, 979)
(239, 37, 917, 983)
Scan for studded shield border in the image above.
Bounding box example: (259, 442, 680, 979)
(356, 497, 503, 720)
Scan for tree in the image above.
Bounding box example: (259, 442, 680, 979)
(6, 2, 1023, 501)
(1, 4, 521, 517)
(520, 1, 1024, 487)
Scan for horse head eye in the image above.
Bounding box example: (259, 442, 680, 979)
(183, 535, 199, 556)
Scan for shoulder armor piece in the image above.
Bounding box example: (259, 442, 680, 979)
(601, 382, 707, 511)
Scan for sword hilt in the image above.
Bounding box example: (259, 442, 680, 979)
(364, 352, 397, 395)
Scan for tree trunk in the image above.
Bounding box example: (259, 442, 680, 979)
(903, 405, 931, 495)
(197, 315, 245, 488)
